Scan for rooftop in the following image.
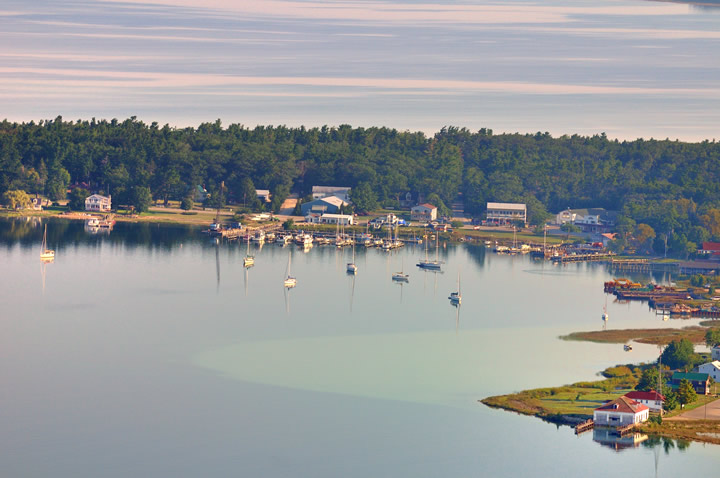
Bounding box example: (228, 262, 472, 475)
(671, 372, 711, 382)
(487, 202, 526, 211)
(595, 396, 649, 414)
(624, 390, 665, 402)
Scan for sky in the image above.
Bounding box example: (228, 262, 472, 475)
(1, 0, 720, 140)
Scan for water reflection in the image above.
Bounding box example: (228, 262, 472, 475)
(592, 428, 648, 451)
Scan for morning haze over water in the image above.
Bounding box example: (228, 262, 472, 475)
(1, 219, 718, 476)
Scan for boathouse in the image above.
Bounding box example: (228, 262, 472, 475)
(623, 390, 665, 412)
(300, 196, 349, 216)
(593, 396, 649, 427)
(669, 372, 711, 395)
(85, 194, 112, 212)
(698, 361, 720, 382)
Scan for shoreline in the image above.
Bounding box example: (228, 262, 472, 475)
(483, 321, 720, 445)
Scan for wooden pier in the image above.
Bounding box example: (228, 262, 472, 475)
(555, 253, 614, 263)
(615, 423, 636, 436)
(575, 419, 594, 434)
(609, 259, 679, 273)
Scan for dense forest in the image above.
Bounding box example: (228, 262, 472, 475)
(2, 116, 720, 255)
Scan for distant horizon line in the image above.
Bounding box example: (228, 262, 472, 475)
(2, 116, 717, 144)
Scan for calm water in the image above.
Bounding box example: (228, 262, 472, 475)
(1, 218, 718, 477)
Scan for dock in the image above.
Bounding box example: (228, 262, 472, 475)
(554, 253, 614, 263)
(575, 419, 594, 435)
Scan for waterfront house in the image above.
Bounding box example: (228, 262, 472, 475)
(601, 233, 617, 248)
(411, 203, 437, 222)
(305, 213, 353, 226)
(699, 242, 720, 256)
(712, 345, 720, 361)
(256, 189, 271, 203)
(554, 208, 617, 233)
(312, 186, 352, 202)
(669, 372, 711, 395)
(85, 194, 111, 212)
(623, 390, 665, 412)
(300, 196, 349, 216)
(486, 202, 526, 226)
(698, 361, 720, 382)
(593, 396, 649, 427)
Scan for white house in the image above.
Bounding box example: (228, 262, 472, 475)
(712, 345, 720, 361)
(316, 213, 354, 225)
(256, 189, 271, 203)
(698, 361, 720, 382)
(486, 202, 526, 225)
(623, 390, 665, 413)
(411, 203, 437, 222)
(312, 186, 352, 203)
(85, 194, 112, 212)
(593, 396, 649, 427)
(554, 208, 617, 233)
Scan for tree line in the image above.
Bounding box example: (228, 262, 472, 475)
(2, 117, 720, 255)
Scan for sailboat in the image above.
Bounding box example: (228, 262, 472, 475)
(40, 224, 55, 261)
(284, 252, 297, 288)
(346, 239, 357, 274)
(449, 271, 461, 305)
(417, 233, 443, 270)
(243, 235, 254, 267)
(392, 257, 409, 282)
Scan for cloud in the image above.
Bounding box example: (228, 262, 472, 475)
(1, 67, 718, 98)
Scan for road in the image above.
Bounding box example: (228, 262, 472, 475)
(667, 397, 720, 421)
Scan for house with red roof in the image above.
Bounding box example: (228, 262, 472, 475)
(593, 396, 649, 427)
(699, 242, 720, 256)
(623, 390, 665, 412)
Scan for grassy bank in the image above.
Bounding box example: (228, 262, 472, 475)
(481, 363, 720, 445)
(560, 326, 710, 345)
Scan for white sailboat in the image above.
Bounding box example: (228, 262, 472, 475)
(243, 235, 254, 267)
(346, 239, 357, 274)
(392, 257, 409, 282)
(284, 252, 297, 288)
(40, 224, 55, 261)
(449, 271, 461, 305)
(417, 233, 443, 270)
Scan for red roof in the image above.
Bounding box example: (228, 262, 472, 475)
(624, 390, 665, 402)
(417, 203, 436, 210)
(595, 396, 649, 414)
(701, 242, 720, 255)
